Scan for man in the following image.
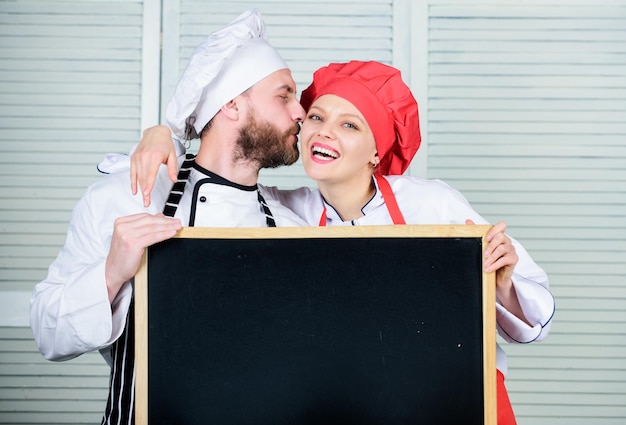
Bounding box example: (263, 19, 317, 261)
(30, 9, 307, 423)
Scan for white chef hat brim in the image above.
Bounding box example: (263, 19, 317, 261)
(165, 9, 288, 139)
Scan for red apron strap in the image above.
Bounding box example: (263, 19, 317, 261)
(374, 174, 406, 225)
(319, 207, 327, 226)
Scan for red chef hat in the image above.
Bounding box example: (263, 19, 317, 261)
(300, 61, 421, 175)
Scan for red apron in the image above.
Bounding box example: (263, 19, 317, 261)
(319, 174, 517, 424)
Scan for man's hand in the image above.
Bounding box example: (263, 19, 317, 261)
(105, 213, 182, 302)
(131, 125, 178, 207)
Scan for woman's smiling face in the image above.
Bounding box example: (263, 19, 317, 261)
(300, 94, 378, 185)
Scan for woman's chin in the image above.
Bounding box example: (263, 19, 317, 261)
(303, 162, 332, 182)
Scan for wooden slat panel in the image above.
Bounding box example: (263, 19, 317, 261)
(0, 0, 138, 422)
(0, 0, 145, 296)
(0, 327, 109, 423)
(427, 3, 626, 425)
(0, 413, 106, 424)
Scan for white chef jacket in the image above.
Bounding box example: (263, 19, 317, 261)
(264, 174, 555, 375)
(30, 160, 307, 365)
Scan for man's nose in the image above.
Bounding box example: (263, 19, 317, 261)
(293, 102, 306, 122)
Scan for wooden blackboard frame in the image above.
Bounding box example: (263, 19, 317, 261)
(135, 224, 496, 424)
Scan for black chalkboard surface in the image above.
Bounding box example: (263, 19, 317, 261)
(135, 225, 495, 425)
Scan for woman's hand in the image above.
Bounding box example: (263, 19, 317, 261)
(131, 125, 178, 207)
(466, 219, 529, 325)
(482, 221, 517, 288)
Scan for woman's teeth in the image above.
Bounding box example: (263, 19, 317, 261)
(312, 146, 339, 159)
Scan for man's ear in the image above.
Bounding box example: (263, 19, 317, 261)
(220, 99, 240, 120)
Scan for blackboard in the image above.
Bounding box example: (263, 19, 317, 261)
(135, 225, 495, 424)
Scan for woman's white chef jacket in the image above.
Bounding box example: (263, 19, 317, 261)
(29, 163, 307, 365)
(264, 174, 555, 375)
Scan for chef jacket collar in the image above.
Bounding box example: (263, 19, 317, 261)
(321, 176, 385, 223)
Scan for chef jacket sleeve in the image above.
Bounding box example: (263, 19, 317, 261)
(495, 240, 555, 344)
(30, 184, 132, 361)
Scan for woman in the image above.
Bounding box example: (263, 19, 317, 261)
(107, 60, 555, 424)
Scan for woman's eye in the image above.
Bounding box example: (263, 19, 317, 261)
(308, 114, 321, 121)
(343, 122, 357, 130)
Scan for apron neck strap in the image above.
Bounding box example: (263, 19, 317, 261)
(163, 154, 195, 218)
(374, 174, 406, 225)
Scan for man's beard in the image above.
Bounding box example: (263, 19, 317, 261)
(234, 114, 300, 169)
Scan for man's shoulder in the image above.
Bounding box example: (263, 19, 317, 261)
(84, 171, 136, 202)
(81, 168, 170, 215)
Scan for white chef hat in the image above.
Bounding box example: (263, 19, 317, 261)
(165, 9, 289, 140)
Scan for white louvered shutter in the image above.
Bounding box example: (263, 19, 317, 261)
(424, 2, 626, 424)
(0, 0, 148, 292)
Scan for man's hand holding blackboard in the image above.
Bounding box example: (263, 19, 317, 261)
(105, 212, 181, 303)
